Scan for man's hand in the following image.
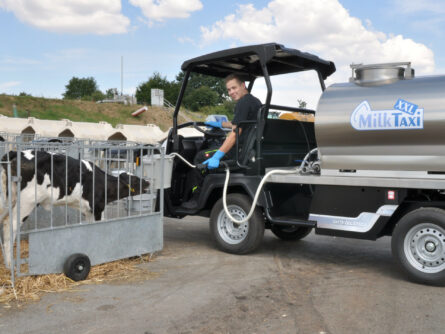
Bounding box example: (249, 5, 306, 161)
(204, 121, 223, 129)
(203, 150, 225, 169)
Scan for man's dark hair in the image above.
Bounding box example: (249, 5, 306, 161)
(225, 74, 244, 84)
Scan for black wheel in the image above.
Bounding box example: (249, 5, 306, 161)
(210, 193, 265, 254)
(63, 253, 91, 281)
(391, 207, 445, 286)
(271, 225, 312, 241)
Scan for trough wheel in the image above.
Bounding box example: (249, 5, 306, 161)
(64, 253, 91, 281)
(210, 193, 264, 254)
(391, 207, 445, 286)
(271, 225, 312, 241)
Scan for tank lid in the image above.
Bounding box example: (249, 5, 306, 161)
(350, 62, 414, 86)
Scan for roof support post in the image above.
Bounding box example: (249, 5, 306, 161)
(173, 69, 191, 137)
(317, 71, 326, 91)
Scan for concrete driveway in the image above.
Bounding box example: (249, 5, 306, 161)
(3, 216, 445, 334)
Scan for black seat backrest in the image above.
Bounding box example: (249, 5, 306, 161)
(261, 118, 316, 167)
(238, 105, 267, 167)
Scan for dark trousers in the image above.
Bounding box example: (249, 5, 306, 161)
(184, 148, 236, 201)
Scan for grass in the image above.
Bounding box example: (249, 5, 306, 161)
(0, 94, 201, 130)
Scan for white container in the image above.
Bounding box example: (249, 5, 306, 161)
(137, 154, 173, 189)
(126, 193, 157, 212)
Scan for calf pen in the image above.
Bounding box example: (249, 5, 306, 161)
(0, 138, 168, 289)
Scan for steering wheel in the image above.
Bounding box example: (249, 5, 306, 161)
(193, 122, 226, 137)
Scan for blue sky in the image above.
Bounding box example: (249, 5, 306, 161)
(0, 0, 444, 107)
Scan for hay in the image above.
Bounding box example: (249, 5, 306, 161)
(0, 240, 158, 308)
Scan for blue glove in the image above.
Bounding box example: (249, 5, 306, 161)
(203, 150, 225, 169)
(205, 120, 223, 129)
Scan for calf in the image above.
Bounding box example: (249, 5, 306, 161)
(0, 149, 149, 268)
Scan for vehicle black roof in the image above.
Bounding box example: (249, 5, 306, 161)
(181, 43, 336, 80)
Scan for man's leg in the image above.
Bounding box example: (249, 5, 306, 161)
(181, 149, 218, 209)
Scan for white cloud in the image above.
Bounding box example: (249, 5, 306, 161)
(129, 0, 202, 22)
(0, 56, 40, 65)
(0, 81, 21, 92)
(200, 0, 435, 82)
(0, 0, 130, 35)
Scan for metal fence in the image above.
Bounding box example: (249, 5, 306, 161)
(0, 136, 167, 286)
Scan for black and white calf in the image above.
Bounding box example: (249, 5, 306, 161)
(0, 149, 150, 268)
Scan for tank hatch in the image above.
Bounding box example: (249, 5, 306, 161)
(350, 62, 414, 86)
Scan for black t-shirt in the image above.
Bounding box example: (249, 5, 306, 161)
(231, 94, 262, 150)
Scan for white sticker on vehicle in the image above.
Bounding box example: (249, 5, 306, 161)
(350, 99, 424, 131)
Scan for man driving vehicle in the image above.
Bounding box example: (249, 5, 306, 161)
(181, 74, 261, 209)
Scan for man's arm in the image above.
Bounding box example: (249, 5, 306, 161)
(203, 125, 242, 169)
(221, 121, 232, 129)
(219, 125, 242, 153)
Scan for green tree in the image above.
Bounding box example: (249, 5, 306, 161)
(135, 72, 180, 105)
(63, 77, 99, 100)
(297, 99, 307, 108)
(106, 88, 119, 99)
(183, 86, 219, 111)
(176, 71, 227, 106)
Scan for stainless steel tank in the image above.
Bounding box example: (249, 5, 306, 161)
(316, 62, 445, 173)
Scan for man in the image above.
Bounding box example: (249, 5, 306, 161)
(181, 74, 261, 209)
(203, 74, 261, 168)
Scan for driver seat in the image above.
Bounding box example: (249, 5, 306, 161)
(221, 105, 266, 171)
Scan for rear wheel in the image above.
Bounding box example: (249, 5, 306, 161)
(64, 253, 91, 281)
(210, 193, 264, 254)
(391, 207, 445, 286)
(271, 225, 312, 241)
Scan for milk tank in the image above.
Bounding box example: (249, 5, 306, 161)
(315, 62, 445, 173)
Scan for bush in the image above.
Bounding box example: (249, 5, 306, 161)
(199, 100, 235, 118)
(183, 86, 219, 112)
(91, 90, 106, 102)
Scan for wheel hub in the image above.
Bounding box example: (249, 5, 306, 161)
(425, 241, 437, 253)
(405, 223, 445, 273)
(217, 205, 249, 245)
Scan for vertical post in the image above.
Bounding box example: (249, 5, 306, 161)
(121, 56, 124, 96)
(317, 71, 326, 91)
(7, 163, 15, 287)
(15, 146, 22, 277)
(173, 70, 191, 137)
(13, 104, 18, 118)
(160, 146, 165, 219)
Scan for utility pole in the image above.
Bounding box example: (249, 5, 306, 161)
(121, 56, 123, 96)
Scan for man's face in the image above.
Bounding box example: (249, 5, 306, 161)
(226, 78, 247, 101)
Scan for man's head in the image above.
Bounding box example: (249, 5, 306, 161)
(225, 74, 248, 101)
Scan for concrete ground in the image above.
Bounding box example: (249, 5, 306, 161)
(2, 216, 445, 334)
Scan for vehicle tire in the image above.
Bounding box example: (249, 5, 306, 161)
(391, 207, 445, 286)
(64, 253, 91, 281)
(210, 193, 265, 254)
(271, 225, 312, 241)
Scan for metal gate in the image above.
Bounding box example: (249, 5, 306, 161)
(0, 136, 167, 287)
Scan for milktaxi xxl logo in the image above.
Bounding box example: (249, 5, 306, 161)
(350, 99, 424, 131)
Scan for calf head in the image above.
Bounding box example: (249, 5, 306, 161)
(118, 172, 150, 197)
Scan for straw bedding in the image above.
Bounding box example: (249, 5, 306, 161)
(0, 240, 157, 308)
